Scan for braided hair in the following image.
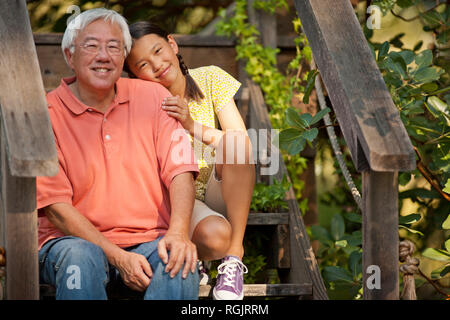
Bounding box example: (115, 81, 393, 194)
(125, 21, 204, 101)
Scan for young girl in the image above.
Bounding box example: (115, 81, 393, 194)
(125, 22, 255, 300)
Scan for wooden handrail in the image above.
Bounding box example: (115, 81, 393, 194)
(33, 33, 299, 49)
(293, 0, 415, 172)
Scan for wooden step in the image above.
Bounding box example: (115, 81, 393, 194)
(247, 212, 289, 225)
(199, 283, 312, 298)
(40, 283, 312, 299)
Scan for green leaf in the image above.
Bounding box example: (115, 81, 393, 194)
(344, 212, 362, 224)
(286, 107, 307, 129)
(426, 96, 450, 125)
(420, 82, 438, 93)
(422, 248, 450, 262)
(399, 172, 412, 186)
(431, 264, 450, 279)
(399, 188, 441, 199)
(398, 50, 415, 65)
(399, 225, 424, 236)
(413, 41, 423, 52)
(377, 41, 390, 61)
(323, 266, 354, 283)
(303, 70, 319, 104)
(415, 50, 433, 69)
(279, 128, 306, 155)
(311, 225, 332, 242)
(443, 214, 450, 230)
(397, 0, 414, 8)
(299, 113, 313, 127)
(342, 233, 362, 247)
(384, 57, 407, 79)
(330, 213, 345, 241)
(348, 250, 362, 277)
(279, 128, 302, 142)
(413, 67, 444, 83)
(446, 239, 450, 253)
(335, 240, 348, 248)
(303, 128, 319, 142)
(310, 107, 331, 125)
(399, 213, 421, 225)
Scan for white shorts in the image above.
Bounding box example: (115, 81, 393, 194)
(189, 165, 228, 238)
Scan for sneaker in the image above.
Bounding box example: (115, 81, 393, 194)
(198, 260, 210, 286)
(213, 255, 248, 300)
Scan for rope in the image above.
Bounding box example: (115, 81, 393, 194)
(399, 240, 419, 300)
(312, 62, 363, 211)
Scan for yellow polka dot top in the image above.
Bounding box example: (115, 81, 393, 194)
(188, 65, 241, 201)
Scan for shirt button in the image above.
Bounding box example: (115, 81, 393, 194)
(105, 134, 111, 140)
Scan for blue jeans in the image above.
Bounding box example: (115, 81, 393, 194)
(39, 236, 199, 300)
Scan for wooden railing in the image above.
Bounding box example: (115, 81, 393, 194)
(293, 0, 416, 299)
(0, 1, 58, 299)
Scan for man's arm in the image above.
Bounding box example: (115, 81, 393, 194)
(43, 203, 153, 292)
(157, 172, 198, 279)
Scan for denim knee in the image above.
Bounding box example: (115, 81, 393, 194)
(40, 237, 109, 299)
(144, 255, 199, 300)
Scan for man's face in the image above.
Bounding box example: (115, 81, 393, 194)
(65, 19, 125, 93)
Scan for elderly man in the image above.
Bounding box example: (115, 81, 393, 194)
(37, 8, 199, 299)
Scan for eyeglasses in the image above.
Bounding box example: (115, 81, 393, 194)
(76, 42, 124, 56)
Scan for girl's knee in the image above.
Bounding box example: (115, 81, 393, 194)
(193, 217, 231, 259)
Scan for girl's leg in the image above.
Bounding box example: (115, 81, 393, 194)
(191, 204, 231, 261)
(214, 130, 255, 259)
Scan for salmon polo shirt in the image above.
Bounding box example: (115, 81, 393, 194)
(36, 77, 199, 250)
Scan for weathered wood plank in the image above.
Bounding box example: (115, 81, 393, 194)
(33, 33, 298, 49)
(247, 212, 289, 225)
(293, 0, 415, 172)
(0, 124, 39, 300)
(273, 224, 291, 269)
(0, 1, 58, 177)
(362, 171, 399, 300)
(199, 283, 312, 297)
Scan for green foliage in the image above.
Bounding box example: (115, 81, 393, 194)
(250, 176, 291, 213)
(310, 212, 363, 299)
(278, 106, 330, 156)
(27, 0, 230, 34)
(422, 214, 450, 279)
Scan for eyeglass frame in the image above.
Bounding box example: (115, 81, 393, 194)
(72, 40, 126, 56)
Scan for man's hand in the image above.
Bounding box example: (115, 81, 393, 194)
(158, 231, 198, 279)
(113, 250, 153, 292)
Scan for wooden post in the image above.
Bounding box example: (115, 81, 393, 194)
(362, 170, 399, 300)
(0, 128, 39, 299)
(0, 0, 58, 299)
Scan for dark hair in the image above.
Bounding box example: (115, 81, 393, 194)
(125, 21, 204, 101)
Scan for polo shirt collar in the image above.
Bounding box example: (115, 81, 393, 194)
(56, 76, 130, 115)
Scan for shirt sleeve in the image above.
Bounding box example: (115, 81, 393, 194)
(209, 66, 241, 114)
(153, 85, 199, 189)
(36, 130, 73, 216)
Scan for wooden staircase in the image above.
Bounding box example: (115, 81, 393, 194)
(1, 0, 332, 301)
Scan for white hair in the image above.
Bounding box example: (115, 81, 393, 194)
(61, 8, 132, 65)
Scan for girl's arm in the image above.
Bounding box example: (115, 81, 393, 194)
(162, 96, 247, 149)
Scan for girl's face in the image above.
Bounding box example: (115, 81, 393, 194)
(126, 34, 181, 88)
